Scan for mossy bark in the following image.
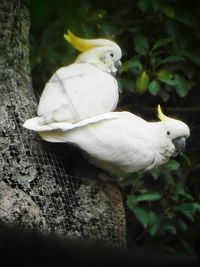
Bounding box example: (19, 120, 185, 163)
(0, 0, 126, 246)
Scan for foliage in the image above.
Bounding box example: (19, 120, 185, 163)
(120, 0, 200, 101)
(30, 0, 200, 256)
(123, 158, 200, 253)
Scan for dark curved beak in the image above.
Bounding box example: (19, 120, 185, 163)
(173, 137, 186, 154)
(114, 60, 122, 74)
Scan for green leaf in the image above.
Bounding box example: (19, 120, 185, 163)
(136, 192, 162, 202)
(151, 0, 163, 12)
(180, 153, 191, 166)
(134, 35, 149, 55)
(183, 193, 194, 201)
(174, 182, 186, 196)
(176, 14, 197, 27)
(148, 210, 159, 224)
(149, 80, 160, 96)
(152, 38, 171, 51)
(163, 223, 177, 235)
(164, 20, 179, 45)
(149, 222, 160, 236)
(162, 5, 175, 18)
(122, 58, 142, 73)
(174, 182, 194, 201)
(174, 203, 200, 221)
(174, 74, 191, 97)
(178, 219, 188, 232)
(131, 207, 150, 228)
(148, 210, 160, 236)
(180, 238, 195, 254)
(157, 70, 174, 85)
(179, 210, 195, 222)
(126, 195, 138, 207)
(137, 0, 151, 12)
(193, 203, 200, 211)
(159, 89, 170, 102)
(164, 160, 180, 171)
(166, 211, 176, 219)
(139, 189, 148, 194)
(160, 55, 185, 64)
(118, 78, 134, 92)
(163, 169, 174, 181)
(182, 50, 200, 65)
(150, 168, 161, 180)
(136, 71, 150, 93)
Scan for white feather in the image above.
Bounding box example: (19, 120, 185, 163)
(37, 63, 118, 124)
(23, 112, 118, 131)
(37, 111, 190, 175)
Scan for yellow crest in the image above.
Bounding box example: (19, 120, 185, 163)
(157, 104, 170, 121)
(64, 30, 96, 52)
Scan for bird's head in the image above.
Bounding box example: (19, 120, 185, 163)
(157, 105, 190, 156)
(64, 30, 122, 76)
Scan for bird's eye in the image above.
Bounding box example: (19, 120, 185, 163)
(110, 52, 114, 57)
(167, 130, 171, 136)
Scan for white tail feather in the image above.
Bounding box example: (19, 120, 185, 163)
(23, 113, 117, 132)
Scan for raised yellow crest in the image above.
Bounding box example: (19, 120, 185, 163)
(64, 30, 96, 52)
(157, 104, 171, 121)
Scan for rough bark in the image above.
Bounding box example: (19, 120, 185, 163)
(0, 0, 126, 246)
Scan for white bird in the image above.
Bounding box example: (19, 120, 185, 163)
(30, 30, 122, 127)
(24, 106, 190, 175)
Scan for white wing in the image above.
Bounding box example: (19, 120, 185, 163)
(23, 112, 118, 131)
(39, 112, 155, 174)
(37, 63, 118, 124)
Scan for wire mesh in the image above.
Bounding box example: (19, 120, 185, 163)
(0, 0, 126, 243)
(0, 70, 126, 246)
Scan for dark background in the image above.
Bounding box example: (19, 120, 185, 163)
(30, 0, 200, 257)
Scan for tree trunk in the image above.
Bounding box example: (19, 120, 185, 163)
(0, 0, 126, 246)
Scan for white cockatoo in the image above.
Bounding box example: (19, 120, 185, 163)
(29, 30, 122, 127)
(23, 106, 190, 175)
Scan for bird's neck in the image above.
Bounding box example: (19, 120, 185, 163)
(148, 122, 175, 163)
(76, 58, 116, 75)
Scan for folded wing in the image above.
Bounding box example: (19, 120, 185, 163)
(37, 63, 118, 124)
